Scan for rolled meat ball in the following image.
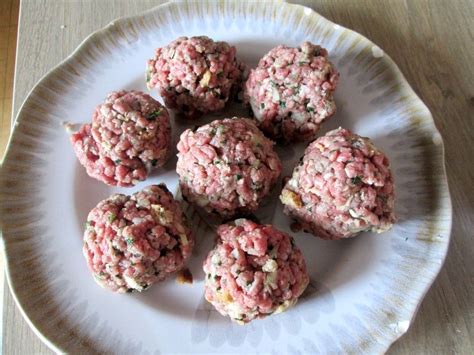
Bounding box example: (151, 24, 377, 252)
(244, 42, 339, 142)
(280, 128, 395, 240)
(203, 218, 309, 323)
(147, 36, 245, 117)
(71, 90, 171, 187)
(83, 184, 194, 293)
(176, 117, 282, 218)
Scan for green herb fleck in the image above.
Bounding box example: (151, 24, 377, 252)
(151, 159, 158, 167)
(217, 71, 224, 78)
(108, 213, 116, 223)
(306, 106, 314, 113)
(236, 174, 243, 180)
(260, 103, 265, 110)
(279, 101, 286, 108)
(216, 286, 221, 291)
(246, 280, 252, 286)
(351, 176, 362, 185)
(213, 275, 219, 280)
(125, 238, 134, 245)
(207, 274, 211, 279)
(210, 128, 217, 137)
(146, 108, 162, 121)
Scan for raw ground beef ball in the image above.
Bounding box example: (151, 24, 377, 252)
(83, 184, 194, 293)
(244, 42, 339, 142)
(176, 117, 282, 218)
(280, 128, 395, 240)
(146, 36, 245, 117)
(203, 219, 309, 324)
(71, 90, 171, 187)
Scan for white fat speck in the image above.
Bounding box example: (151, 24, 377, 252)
(349, 209, 360, 218)
(231, 249, 239, 259)
(246, 248, 259, 256)
(211, 253, 221, 265)
(60, 25, 67, 29)
(225, 301, 245, 320)
(271, 86, 280, 101)
(180, 234, 189, 246)
(304, 7, 312, 15)
(123, 274, 144, 291)
(389, 320, 410, 334)
(273, 300, 294, 314)
(372, 46, 384, 58)
(288, 178, 298, 189)
(234, 218, 246, 226)
(333, 24, 341, 30)
(264, 271, 278, 289)
(292, 112, 307, 123)
(432, 132, 442, 145)
(262, 259, 278, 273)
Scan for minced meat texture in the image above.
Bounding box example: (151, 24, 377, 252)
(203, 218, 309, 323)
(176, 117, 281, 218)
(71, 90, 171, 187)
(244, 42, 339, 142)
(280, 128, 395, 240)
(147, 36, 245, 117)
(83, 184, 194, 293)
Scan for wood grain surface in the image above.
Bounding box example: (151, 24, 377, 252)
(0, 0, 18, 159)
(3, 0, 473, 353)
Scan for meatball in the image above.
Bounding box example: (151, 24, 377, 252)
(83, 184, 194, 293)
(146, 36, 244, 117)
(203, 219, 309, 324)
(244, 42, 339, 142)
(71, 90, 171, 187)
(280, 128, 395, 240)
(176, 117, 281, 218)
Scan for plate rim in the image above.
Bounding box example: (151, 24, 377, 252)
(0, 0, 453, 353)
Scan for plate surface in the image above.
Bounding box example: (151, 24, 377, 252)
(0, 1, 452, 353)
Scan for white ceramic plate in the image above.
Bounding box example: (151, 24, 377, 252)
(0, 1, 452, 353)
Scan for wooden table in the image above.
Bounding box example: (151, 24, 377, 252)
(3, 0, 473, 353)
